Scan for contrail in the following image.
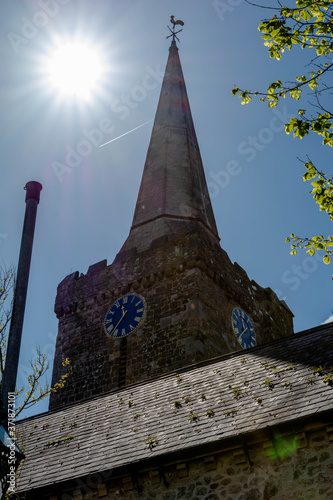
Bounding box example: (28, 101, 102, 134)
(99, 119, 153, 148)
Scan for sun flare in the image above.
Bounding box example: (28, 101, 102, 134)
(45, 41, 105, 99)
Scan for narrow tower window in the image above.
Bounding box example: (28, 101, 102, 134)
(119, 337, 127, 387)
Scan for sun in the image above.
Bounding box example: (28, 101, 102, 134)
(45, 40, 105, 100)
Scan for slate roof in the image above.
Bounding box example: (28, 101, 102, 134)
(16, 322, 333, 493)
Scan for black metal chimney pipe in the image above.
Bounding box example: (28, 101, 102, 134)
(1, 181, 42, 428)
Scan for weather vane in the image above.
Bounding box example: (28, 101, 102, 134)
(166, 15, 184, 43)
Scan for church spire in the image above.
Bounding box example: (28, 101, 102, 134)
(120, 35, 219, 255)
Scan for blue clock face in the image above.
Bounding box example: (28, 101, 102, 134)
(231, 308, 256, 349)
(104, 293, 146, 338)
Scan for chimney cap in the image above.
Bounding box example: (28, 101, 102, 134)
(24, 181, 43, 203)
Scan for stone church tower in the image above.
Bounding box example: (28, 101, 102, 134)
(15, 29, 333, 500)
(49, 39, 293, 410)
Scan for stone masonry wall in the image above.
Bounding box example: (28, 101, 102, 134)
(50, 230, 293, 410)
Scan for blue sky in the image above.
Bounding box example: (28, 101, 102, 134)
(1, 1, 331, 418)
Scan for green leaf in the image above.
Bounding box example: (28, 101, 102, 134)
(241, 96, 252, 105)
(301, 9, 312, 21)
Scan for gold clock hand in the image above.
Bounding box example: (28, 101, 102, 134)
(111, 307, 128, 333)
(238, 327, 247, 340)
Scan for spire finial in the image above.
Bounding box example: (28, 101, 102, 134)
(166, 15, 184, 43)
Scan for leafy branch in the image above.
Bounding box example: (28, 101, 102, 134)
(0, 265, 70, 418)
(232, 0, 333, 270)
(286, 159, 333, 265)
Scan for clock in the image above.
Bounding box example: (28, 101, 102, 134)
(231, 308, 256, 349)
(104, 293, 146, 338)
